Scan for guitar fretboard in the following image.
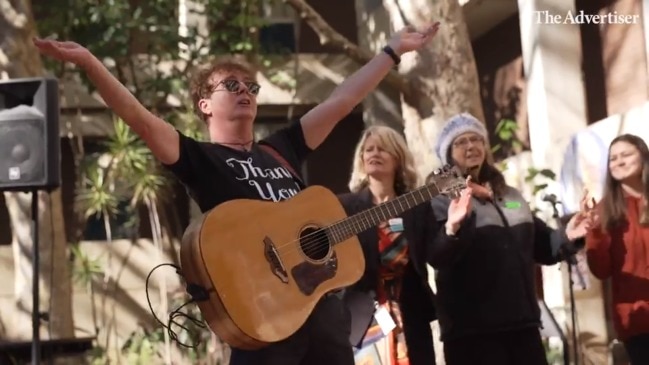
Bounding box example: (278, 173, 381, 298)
(326, 182, 441, 244)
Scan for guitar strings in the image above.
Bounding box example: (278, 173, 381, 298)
(273, 182, 446, 256)
(275, 214, 370, 257)
(272, 180, 463, 257)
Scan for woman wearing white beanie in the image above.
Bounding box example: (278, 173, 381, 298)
(427, 113, 590, 365)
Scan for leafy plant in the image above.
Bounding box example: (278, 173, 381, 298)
(491, 118, 559, 210)
(70, 244, 104, 288)
(491, 118, 523, 156)
(544, 338, 564, 365)
(32, 0, 300, 362)
(525, 167, 557, 196)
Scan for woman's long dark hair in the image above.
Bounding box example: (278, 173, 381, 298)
(475, 163, 507, 197)
(600, 134, 649, 231)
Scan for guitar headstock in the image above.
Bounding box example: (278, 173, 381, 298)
(428, 165, 466, 199)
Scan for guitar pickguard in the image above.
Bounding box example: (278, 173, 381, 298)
(291, 251, 338, 295)
(263, 236, 288, 283)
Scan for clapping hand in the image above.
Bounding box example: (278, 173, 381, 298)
(579, 188, 600, 226)
(565, 189, 599, 240)
(446, 177, 473, 233)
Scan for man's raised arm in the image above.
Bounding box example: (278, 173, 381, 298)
(33, 38, 180, 165)
(299, 22, 440, 150)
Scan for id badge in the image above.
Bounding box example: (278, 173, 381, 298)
(388, 218, 404, 232)
(374, 303, 396, 335)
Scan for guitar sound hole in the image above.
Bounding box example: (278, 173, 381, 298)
(299, 227, 331, 261)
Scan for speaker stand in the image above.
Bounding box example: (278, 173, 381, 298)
(31, 190, 41, 365)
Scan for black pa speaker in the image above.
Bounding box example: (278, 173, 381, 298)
(0, 77, 60, 192)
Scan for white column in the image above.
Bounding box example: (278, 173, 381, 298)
(518, 2, 608, 364)
(642, 0, 649, 95)
(518, 0, 589, 172)
(178, 0, 206, 60)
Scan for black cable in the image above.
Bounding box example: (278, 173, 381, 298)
(144, 263, 210, 349)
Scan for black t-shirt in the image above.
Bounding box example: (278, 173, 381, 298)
(164, 121, 311, 213)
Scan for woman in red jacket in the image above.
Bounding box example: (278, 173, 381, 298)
(585, 133, 649, 365)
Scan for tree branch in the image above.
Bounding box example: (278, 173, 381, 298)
(282, 0, 413, 99)
(0, 0, 27, 29)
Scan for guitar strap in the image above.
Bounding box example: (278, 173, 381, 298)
(259, 143, 305, 187)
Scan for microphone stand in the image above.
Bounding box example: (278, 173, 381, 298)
(548, 200, 579, 365)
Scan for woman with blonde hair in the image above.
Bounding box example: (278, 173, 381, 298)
(583, 134, 649, 365)
(339, 125, 437, 365)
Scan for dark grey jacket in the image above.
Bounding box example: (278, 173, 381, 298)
(429, 186, 579, 341)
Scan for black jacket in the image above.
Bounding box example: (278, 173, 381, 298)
(338, 188, 437, 359)
(429, 185, 580, 341)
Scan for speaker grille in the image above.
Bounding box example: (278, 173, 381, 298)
(0, 119, 45, 186)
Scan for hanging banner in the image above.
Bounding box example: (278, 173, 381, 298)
(558, 103, 649, 215)
(557, 103, 649, 291)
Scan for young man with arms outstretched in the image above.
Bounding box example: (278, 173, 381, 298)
(33, 22, 439, 364)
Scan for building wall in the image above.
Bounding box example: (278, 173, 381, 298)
(471, 0, 649, 152)
(473, 0, 649, 155)
(579, 0, 649, 123)
(472, 1, 648, 363)
(473, 14, 529, 157)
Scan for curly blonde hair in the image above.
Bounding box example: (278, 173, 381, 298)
(348, 126, 419, 194)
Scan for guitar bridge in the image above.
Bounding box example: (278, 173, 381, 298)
(263, 236, 288, 283)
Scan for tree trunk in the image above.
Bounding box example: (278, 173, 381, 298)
(288, 0, 485, 363)
(287, 0, 484, 177)
(381, 0, 485, 178)
(0, 0, 75, 341)
(353, 0, 404, 131)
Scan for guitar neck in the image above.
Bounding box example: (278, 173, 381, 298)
(328, 183, 441, 245)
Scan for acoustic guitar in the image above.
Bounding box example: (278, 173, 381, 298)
(179, 165, 466, 349)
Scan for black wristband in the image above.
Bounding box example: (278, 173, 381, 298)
(382, 45, 401, 65)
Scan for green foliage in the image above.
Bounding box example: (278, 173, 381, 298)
(105, 118, 152, 175)
(122, 327, 163, 365)
(74, 116, 173, 242)
(33, 0, 297, 150)
(544, 339, 564, 365)
(69, 244, 103, 288)
(491, 118, 558, 209)
(525, 167, 557, 196)
(76, 160, 120, 220)
(104, 118, 171, 206)
(33, 0, 293, 105)
(86, 346, 109, 365)
(120, 291, 224, 364)
(32, 1, 298, 362)
(491, 118, 523, 156)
